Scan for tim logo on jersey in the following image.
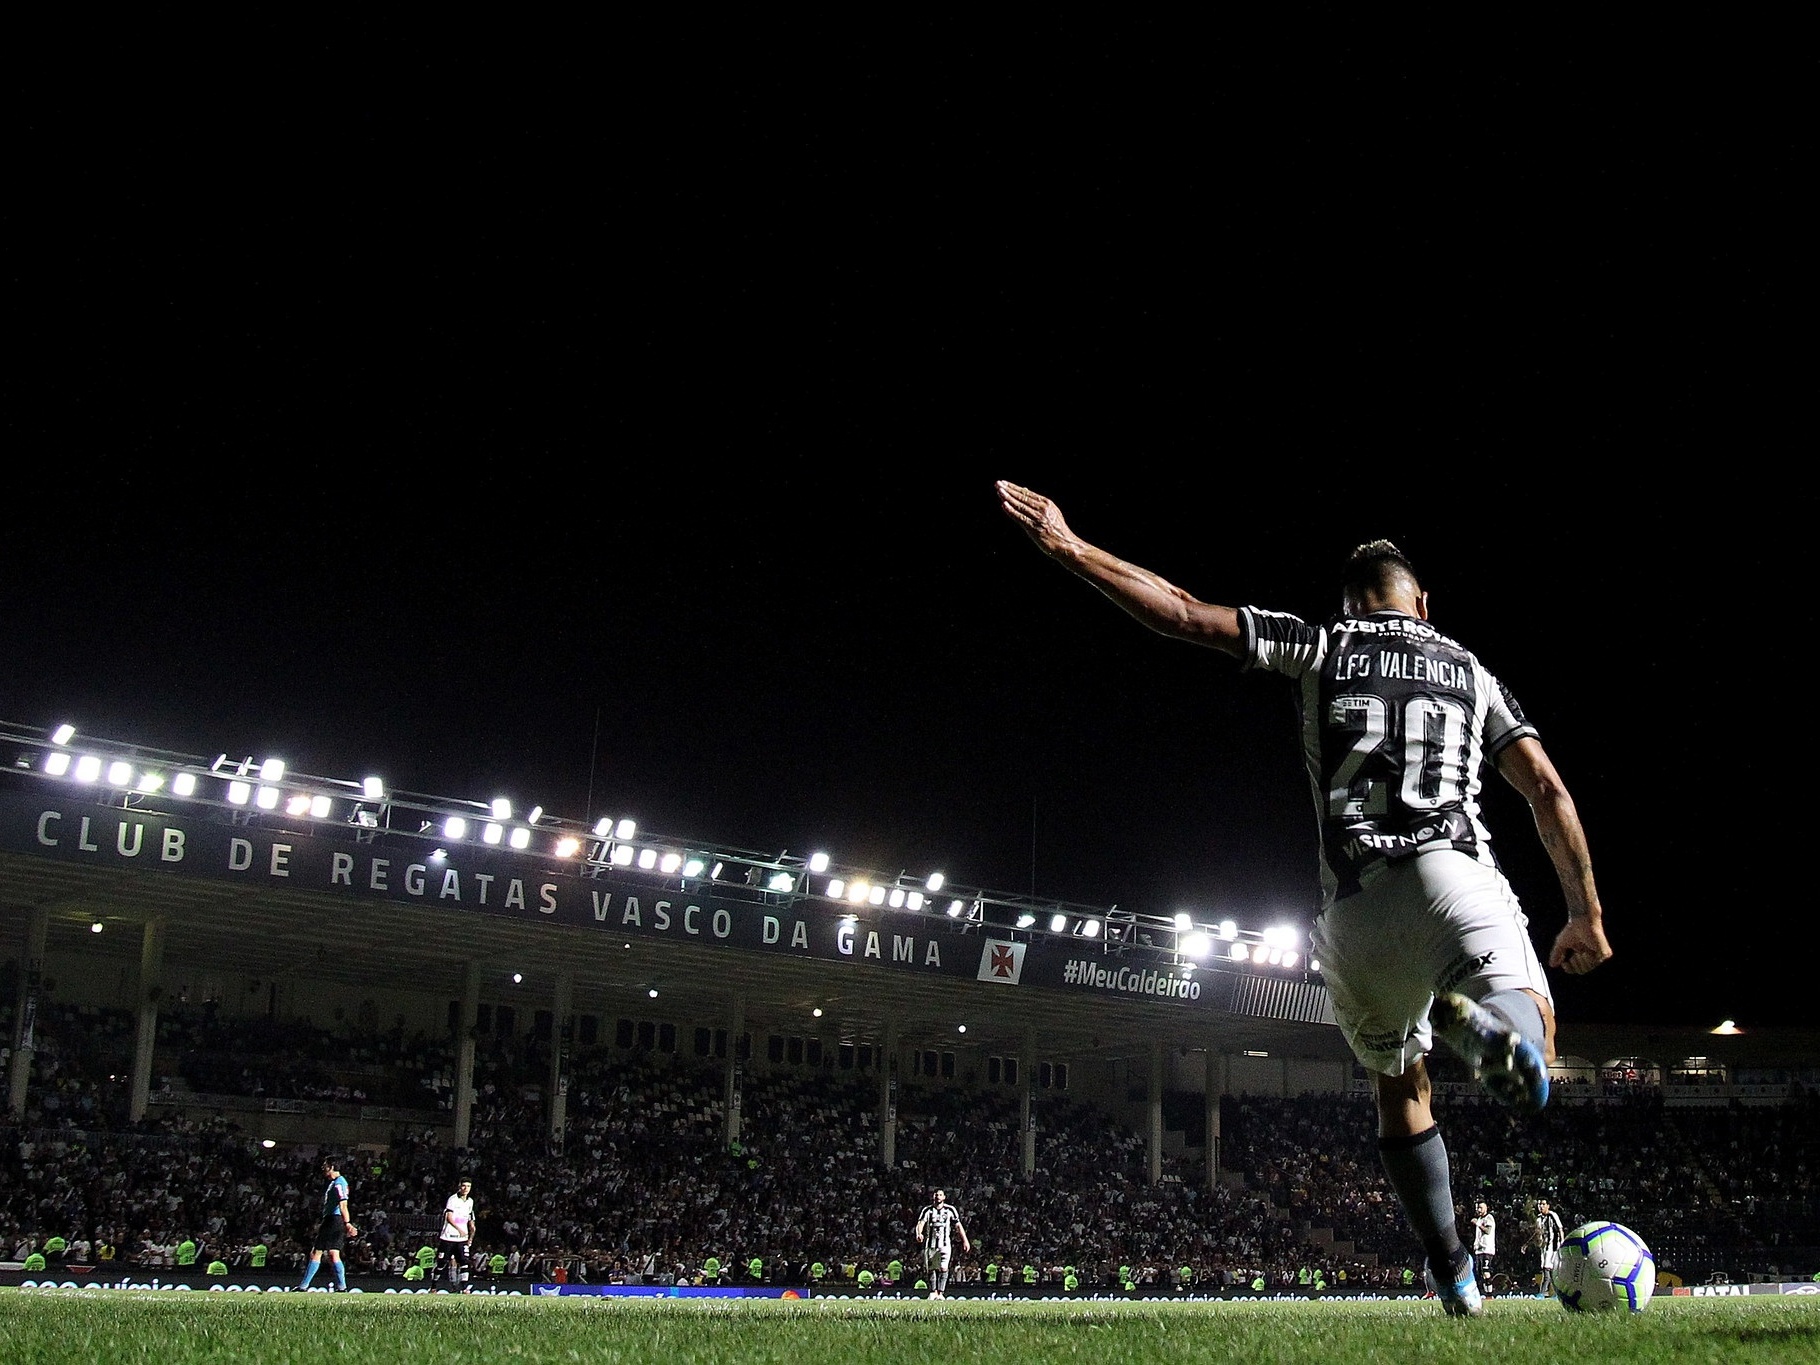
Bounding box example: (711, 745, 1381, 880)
(977, 940, 1026, 985)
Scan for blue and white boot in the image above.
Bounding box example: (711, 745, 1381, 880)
(1431, 992, 1550, 1113)
(1424, 1253, 1485, 1318)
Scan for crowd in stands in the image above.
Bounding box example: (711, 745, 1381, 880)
(2, 1000, 1817, 1292)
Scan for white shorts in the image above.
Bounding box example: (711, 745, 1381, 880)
(1311, 849, 1553, 1076)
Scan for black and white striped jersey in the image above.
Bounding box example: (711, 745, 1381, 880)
(918, 1202, 963, 1248)
(1239, 607, 1537, 904)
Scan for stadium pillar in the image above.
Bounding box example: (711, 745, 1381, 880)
(1204, 1047, 1222, 1192)
(723, 992, 745, 1149)
(128, 918, 166, 1123)
(878, 1018, 897, 1169)
(548, 973, 572, 1150)
(1020, 1025, 1036, 1178)
(453, 961, 481, 1149)
(7, 906, 49, 1120)
(1147, 1039, 1164, 1186)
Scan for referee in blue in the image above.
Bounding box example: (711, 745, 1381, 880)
(999, 481, 1612, 1319)
(297, 1157, 356, 1292)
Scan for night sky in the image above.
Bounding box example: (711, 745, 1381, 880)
(6, 34, 1809, 1029)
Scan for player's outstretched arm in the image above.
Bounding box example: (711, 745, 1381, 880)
(1494, 737, 1611, 975)
(996, 481, 1243, 655)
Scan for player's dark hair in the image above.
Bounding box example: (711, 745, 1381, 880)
(1342, 539, 1420, 607)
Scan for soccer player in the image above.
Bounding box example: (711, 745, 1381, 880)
(1470, 1201, 1496, 1296)
(1534, 1199, 1566, 1296)
(914, 1189, 970, 1299)
(997, 481, 1612, 1319)
(439, 1178, 477, 1292)
(297, 1157, 356, 1291)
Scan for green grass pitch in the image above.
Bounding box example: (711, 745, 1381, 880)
(3, 1289, 1816, 1364)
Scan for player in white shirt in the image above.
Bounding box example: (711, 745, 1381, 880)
(1470, 1202, 1496, 1296)
(439, 1178, 477, 1292)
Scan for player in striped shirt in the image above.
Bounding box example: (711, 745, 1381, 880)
(998, 481, 1612, 1319)
(914, 1189, 970, 1299)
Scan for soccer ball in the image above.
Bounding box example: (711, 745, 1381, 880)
(1556, 1221, 1655, 1312)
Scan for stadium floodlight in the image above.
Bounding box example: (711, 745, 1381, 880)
(1283, 951, 1299, 969)
(555, 837, 581, 858)
(136, 772, 165, 793)
(44, 752, 72, 776)
(1174, 911, 1194, 932)
(227, 781, 252, 805)
(173, 772, 196, 796)
(946, 899, 964, 917)
(1049, 913, 1069, 934)
(255, 786, 280, 810)
(888, 888, 906, 908)
(1230, 942, 1250, 962)
(638, 848, 658, 870)
(260, 759, 285, 782)
(106, 761, 133, 787)
(1078, 918, 1101, 938)
(482, 823, 503, 845)
(615, 818, 636, 840)
(927, 872, 945, 892)
(660, 852, 682, 875)
(508, 828, 531, 850)
(1264, 925, 1299, 950)
(90, 920, 103, 933)
(906, 891, 925, 911)
(75, 755, 102, 783)
(593, 817, 612, 837)
(846, 880, 871, 904)
(527, 806, 543, 825)
(610, 844, 635, 865)
(1183, 931, 1211, 958)
(1219, 920, 1238, 941)
(309, 795, 331, 818)
(363, 776, 384, 800)
(826, 878, 847, 899)
(286, 795, 311, 816)
(444, 816, 468, 839)
(683, 856, 706, 877)
(809, 852, 831, 873)
(867, 883, 886, 905)
(51, 724, 76, 745)
(1015, 912, 1037, 929)
(492, 799, 512, 820)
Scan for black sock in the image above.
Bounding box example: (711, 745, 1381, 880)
(1378, 1125, 1464, 1273)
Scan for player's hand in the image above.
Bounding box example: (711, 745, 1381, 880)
(1548, 915, 1612, 975)
(345, 1224, 359, 1239)
(996, 481, 1080, 559)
